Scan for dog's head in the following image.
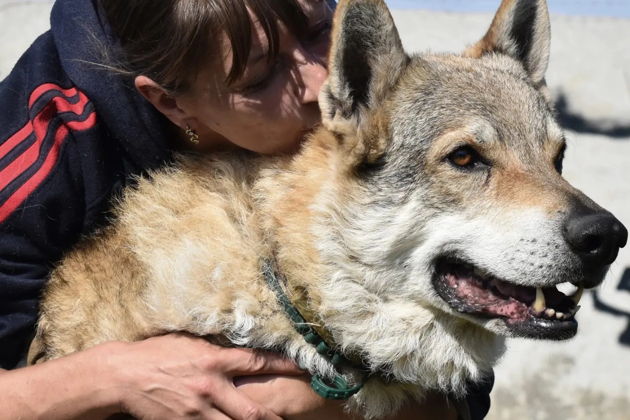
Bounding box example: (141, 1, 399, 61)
(313, 0, 626, 359)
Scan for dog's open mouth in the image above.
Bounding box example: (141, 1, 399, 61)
(432, 258, 583, 340)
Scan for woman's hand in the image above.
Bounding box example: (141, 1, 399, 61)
(103, 334, 305, 420)
(100, 334, 458, 420)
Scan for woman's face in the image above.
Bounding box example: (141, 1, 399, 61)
(176, 0, 333, 154)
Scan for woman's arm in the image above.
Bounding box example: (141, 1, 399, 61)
(0, 334, 306, 420)
(0, 345, 120, 420)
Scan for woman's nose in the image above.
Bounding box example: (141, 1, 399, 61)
(292, 48, 328, 104)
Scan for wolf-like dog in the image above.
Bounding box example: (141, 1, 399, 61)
(30, 0, 627, 418)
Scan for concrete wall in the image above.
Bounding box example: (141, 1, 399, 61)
(1, 1, 629, 418)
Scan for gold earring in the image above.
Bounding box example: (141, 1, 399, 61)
(185, 126, 199, 144)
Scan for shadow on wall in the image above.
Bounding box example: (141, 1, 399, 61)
(555, 92, 630, 138)
(592, 268, 630, 346)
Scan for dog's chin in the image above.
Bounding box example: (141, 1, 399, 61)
(431, 257, 583, 340)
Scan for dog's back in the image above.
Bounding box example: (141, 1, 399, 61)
(31, 154, 276, 361)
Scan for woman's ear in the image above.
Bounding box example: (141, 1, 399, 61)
(134, 75, 189, 128)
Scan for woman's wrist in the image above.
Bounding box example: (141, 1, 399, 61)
(74, 341, 130, 418)
(0, 342, 126, 420)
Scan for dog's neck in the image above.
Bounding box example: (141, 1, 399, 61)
(255, 132, 383, 397)
(257, 128, 345, 322)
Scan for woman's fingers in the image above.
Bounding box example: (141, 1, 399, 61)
(235, 375, 356, 420)
(215, 347, 304, 377)
(210, 379, 283, 420)
(204, 407, 235, 420)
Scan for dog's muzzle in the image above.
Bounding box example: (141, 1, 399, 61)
(430, 207, 627, 341)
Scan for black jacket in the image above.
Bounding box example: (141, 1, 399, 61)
(0, 0, 172, 368)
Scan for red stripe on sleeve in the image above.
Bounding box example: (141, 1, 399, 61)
(0, 112, 97, 223)
(0, 84, 80, 162)
(0, 84, 97, 223)
(28, 83, 79, 107)
(0, 124, 33, 161)
(0, 91, 91, 191)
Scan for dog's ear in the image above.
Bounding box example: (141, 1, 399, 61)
(465, 0, 550, 87)
(319, 0, 408, 144)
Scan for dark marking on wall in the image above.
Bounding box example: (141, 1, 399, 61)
(555, 93, 630, 139)
(591, 267, 630, 346)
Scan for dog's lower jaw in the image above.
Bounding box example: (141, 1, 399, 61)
(306, 287, 504, 418)
(339, 317, 503, 419)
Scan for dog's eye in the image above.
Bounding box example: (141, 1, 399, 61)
(447, 146, 483, 169)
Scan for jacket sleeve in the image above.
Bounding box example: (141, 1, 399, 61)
(0, 32, 106, 369)
(0, 201, 83, 369)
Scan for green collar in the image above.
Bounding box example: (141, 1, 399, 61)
(261, 259, 367, 400)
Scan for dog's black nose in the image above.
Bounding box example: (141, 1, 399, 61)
(563, 213, 628, 267)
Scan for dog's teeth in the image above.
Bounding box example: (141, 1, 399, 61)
(545, 308, 556, 318)
(555, 311, 564, 319)
(570, 286, 584, 305)
(533, 287, 546, 313)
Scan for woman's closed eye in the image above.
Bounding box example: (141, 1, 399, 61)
(238, 58, 284, 95)
(306, 20, 331, 44)
(234, 17, 332, 97)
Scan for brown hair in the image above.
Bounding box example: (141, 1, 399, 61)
(99, 0, 312, 94)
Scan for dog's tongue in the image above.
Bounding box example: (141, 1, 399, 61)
(445, 273, 531, 320)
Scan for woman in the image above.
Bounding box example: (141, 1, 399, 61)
(0, 0, 492, 418)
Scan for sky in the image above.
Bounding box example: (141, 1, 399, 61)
(385, 0, 630, 18)
(1, 0, 629, 18)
